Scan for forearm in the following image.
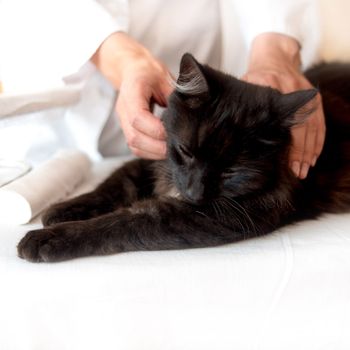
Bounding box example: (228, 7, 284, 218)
(247, 33, 301, 72)
(91, 32, 155, 89)
(90, 31, 171, 159)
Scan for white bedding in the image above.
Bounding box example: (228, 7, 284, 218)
(0, 157, 350, 350)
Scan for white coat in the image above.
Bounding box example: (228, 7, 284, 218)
(0, 0, 321, 164)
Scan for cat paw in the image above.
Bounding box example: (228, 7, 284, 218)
(17, 227, 73, 262)
(42, 203, 84, 227)
(41, 207, 65, 227)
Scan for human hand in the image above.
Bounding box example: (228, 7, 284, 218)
(91, 32, 173, 159)
(242, 33, 326, 179)
(116, 53, 173, 159)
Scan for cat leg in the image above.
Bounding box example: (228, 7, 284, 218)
(18, 198, 257, 262)
(42, 159, 155, 226)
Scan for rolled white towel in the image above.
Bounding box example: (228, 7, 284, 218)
(0, 150, 91, 225)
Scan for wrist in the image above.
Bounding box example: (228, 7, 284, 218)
(91, 32, 152, 88)
(248, 33, 302, 72)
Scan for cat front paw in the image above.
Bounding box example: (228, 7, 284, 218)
(42, 203, 85, 227)
(17, 225, 80, 263)
(42, 206, 65, 227)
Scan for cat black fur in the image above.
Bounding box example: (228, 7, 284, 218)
(17, 54, 350, 262)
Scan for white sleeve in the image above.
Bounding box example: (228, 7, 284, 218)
(234, 0, 321, 67)
(0, 0, 129, 91)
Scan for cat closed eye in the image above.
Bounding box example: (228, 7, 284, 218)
(221, 170, 236, 179)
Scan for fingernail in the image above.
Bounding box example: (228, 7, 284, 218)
(300, 162, 310, 179)
(311, 156, 317, 167)
(291, 161, 301, 177)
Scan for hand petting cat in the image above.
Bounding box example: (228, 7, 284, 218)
(91, 32, 172, 159)
(242, 33, 326, 179)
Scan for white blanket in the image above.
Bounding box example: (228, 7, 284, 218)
(0, 157, 349, 350)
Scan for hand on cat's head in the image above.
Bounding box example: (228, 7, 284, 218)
(115, 54, 173, 159)
(91, 32, 173, 159)
(241, 33, 325, 179)
(161, 52, 318, 204)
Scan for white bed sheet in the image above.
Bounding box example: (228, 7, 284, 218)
(0, 157, 349, 350)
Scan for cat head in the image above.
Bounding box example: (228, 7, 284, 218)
(162, 53, 317, 205)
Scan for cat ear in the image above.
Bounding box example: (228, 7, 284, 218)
(277, 89, 318, 127)
(174, 53, 209, 107)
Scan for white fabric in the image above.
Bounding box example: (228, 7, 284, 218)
(0, 157, 349, 350)
(0, 150, 91, 225)
(0, 4, 349, 348)
(0, 83, 82, 118)
(0, 0, 127, 162)
(128, 0, 222, 75)
(0, 0, 128, 92)
(0, 67, 116, 164)
(230, 0, 321, 71)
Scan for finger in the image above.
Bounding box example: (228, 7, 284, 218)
(129, 146, 166, 160)
(313, 122, 326, 165)
(132, 76, 172, 108)
(125, 82, 168, 140)
(313, 107, 326, 166)
(299, 120, 318, 179)
(125, 127, 167, 158)
(289, 126, 306, 178)
(116, 100, 166, 158)
(132, 110, 167, 141)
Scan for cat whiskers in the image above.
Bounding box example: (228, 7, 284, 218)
(212, 200, 224, 220)
(220, 196, 258, 237)
(195, 210, 209, 218)
(230, 197, 256, 234)
(211, 198, 246, 236)
(221, 198, 250, 237)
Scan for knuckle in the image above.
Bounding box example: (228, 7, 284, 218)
(265, 75, 279, 88)
(131, 116, 141, 129)
(308, 125, 318, 135)
(316, 92, 323, 103)
(302, 143, 315, 160)
(302, 152, 314, 163)
(290, 146, 304, 156)
(290, 155, 303, 163)
(131, 148, 142, 157)
(127, 133, 139, 148)
(155, 125, 165, 140)
(307, 115, 318, 126)
(158, 143, 167, 156)
(290, 149, 303, 162)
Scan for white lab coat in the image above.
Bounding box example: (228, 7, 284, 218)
(0, 0, 321, 164)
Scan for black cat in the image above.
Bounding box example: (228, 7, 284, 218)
(17, 53, 350, 262)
